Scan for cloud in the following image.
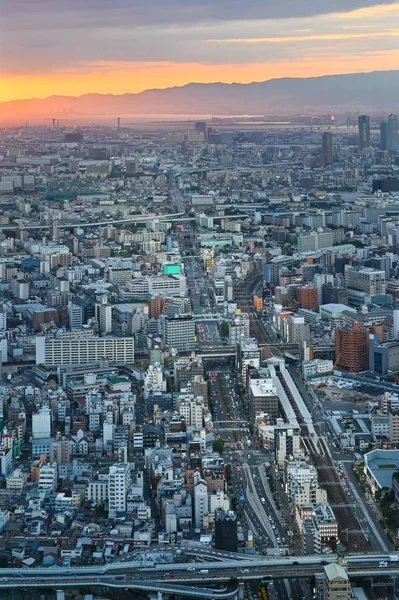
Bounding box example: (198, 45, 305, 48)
(2, 0, 397, 28)
(0, 0, 398, 100)
(207, 31, 399, 43)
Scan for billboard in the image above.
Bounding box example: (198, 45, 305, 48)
(163, 264, 181, 275)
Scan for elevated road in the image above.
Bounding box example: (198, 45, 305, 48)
(0, 212, 189, 231)
(0, 554, 398, 596)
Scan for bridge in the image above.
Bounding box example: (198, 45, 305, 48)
(0, 554, 398, 597)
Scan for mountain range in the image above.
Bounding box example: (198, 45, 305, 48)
(1, 70, 398, 122)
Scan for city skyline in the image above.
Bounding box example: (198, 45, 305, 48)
(1, 0, 399, 102)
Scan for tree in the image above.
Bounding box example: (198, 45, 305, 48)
(220, 321, 229, 337)
(0, 555, 8, 568)
(213, 439, 225, 454)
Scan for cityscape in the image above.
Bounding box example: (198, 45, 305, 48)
(2, 1, 399, 600)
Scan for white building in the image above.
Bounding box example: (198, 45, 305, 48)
(6, 469, 28, 491)
(209, 490, 230, 516)
(229, 313, 250, 345)
(38, 463, 58, 492)
(275, 424, 302, 468)
(32, 409, 52, 439)
(193, 471, 208, 528)
(179, 398, 204, 429)
(108, 463, 131, 517)
(302, 359, 333, 380)
(144, 364, 166, 399)
(97, 303, 112, 334)
(86, 478, 109, 504)
(36, 334, 134, 366)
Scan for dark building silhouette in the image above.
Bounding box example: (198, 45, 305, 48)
(358, 115, 370, 150)
(64, 132, 83, 143)
(387, 114, 399, 151)
(195, 121, 207, 138)
(380, 121, 388, 150)
(215, 509, 238, 553)
(321, 132, 333, 166)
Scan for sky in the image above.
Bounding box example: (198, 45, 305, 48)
(1, 0, 399, 102)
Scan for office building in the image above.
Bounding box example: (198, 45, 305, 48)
(194, 121, 207, 138)
(214, 509, 237, 553)
(108, 463, 131, 517)
(36, 334, 134, 366)
(193, 471, 208, 528)
(358, 114, 370, 150)
(275, 424, 301, 467)
(248, 369, 279, 418)
(344, 265, 386, 298)
(380, 121, 388, 150)
(237, 338, 261, 384)
(387, 114, 399, 151)
(263, 262, 281, 287)
(321, 132, 333, 166)
(68, 302, 83, 331)
(287, 315, 311, 344)
(369, 335, 399, 374)
(97, 303, 112, 334)
(162, 315, 195, 352)
(229, 313, 250, 345)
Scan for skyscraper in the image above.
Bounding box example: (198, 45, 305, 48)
(358, 114, 370, 150)
(380, 121, 388, 150)
(387, 114, 399, 150)
(195, 121, 207, 138)
(321, 132, 333, 166)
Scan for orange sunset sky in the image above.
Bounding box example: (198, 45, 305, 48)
(1, 1, 399, 102)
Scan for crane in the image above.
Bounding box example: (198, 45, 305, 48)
(318, 352, 341, 387)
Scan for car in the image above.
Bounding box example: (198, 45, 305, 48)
(187, 567, 196, 571)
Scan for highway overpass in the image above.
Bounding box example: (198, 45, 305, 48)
(0, 212, 189, 231)
(0, 554, 398, 597)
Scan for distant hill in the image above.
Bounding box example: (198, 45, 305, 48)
(1, 70, 398, 121)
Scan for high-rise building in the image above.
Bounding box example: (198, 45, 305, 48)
(68, 302, 83, 331)
(358, 114, 370, 150)
(194, 121, 207, 138)
(237, 338, 261, 384)
(387, 114, 399, 151)
(263, 263, 281, 287)
(336, 322, 369, 372)
(214, 509, 238, 553)
(194, 471, 208, 528)
(380, 121, 388, 150)
(97, 303, 112, 334)
(296, 285, 318, 310)
(162, 315, 195, 351)
(321, 132, 333, 166)
(344, 265, 386, 302)
(108, 463, 131, 517)
(275, 424, 301, 467)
